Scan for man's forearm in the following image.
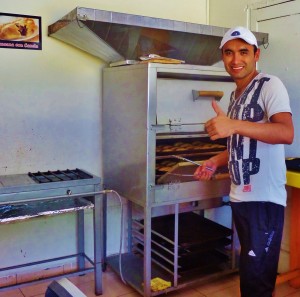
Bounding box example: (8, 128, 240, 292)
(210, 149, 229, 168)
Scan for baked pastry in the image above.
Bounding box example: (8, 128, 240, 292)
(0, 18, 37, 40)
(0, 22, 21, 39)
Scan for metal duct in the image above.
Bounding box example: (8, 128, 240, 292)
(48, 7, 269, 66)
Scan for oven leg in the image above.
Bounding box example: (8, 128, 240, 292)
(143, 206, 152, 297)
(93, 193, 103, 295)
(77, 209, 85, 271)
(127, 201, 132, 253)
(102, 193, 107, 271)
(174, 203, 179, 288)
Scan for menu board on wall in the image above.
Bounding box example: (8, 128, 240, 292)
(0, 12, 42, 50)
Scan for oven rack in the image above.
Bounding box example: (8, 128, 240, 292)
(132, 213, 232, 277)
(103, 200, 237, 296)
(106, 249, 235, 296)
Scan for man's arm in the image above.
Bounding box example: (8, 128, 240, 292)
(206, 100, 294, 144)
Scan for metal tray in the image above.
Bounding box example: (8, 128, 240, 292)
(0, 197, 93, 224)
(140, 212, 232, 249)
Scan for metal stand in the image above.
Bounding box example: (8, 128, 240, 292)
(103, 198, 237, 297)
(0, 192, 103, 296)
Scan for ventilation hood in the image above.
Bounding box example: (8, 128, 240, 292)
(48, 7, 268, 66)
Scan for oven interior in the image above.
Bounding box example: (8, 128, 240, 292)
(155, 135, 229, 185)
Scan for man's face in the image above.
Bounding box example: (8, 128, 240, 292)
(221, 38, 260, 83)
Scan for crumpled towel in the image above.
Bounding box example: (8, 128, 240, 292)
(150, 277, 171, 292)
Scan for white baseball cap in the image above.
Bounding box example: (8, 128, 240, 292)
(219, 26, 258, 49)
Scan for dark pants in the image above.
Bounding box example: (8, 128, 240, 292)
(231, 201, 284, 297)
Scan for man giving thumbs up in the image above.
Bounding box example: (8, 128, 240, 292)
(194, 26, 294, 297)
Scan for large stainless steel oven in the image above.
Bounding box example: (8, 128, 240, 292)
(102, 63, 233, 206)
(102, 63, 236, 296)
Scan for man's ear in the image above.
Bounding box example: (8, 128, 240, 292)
(255, 47, 261, 61)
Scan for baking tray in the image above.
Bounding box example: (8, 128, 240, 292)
(135, 237, 231, 258)
(139, 212, 232, 249)
(134, 243, 229, 276)
(156, 138, 226, 157)
(156, 162, 229, 184)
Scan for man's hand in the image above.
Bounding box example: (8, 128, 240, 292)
(194, 159, 217, 180)
(205, 100, 236, 140)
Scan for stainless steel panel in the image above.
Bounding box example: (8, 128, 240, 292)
(102, 65, 152, 207)
(156, 78, 233, 126)
(154, 179, 230, 205)
(0, 185, 97, 204)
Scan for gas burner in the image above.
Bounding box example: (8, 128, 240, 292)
(28, 168, 93, 183)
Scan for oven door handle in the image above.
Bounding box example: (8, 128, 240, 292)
(192, 90, 224, 101)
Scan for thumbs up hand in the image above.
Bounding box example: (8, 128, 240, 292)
(205, 100, 236, 140)
(212, 100, 226, 116)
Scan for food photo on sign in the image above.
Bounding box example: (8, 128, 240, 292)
(0, 12, 42, 50)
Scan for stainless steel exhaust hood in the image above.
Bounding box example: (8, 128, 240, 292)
(48, 7, 268, 66)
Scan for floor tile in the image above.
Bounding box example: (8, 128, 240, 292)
(285, 292, 300, 296)
(275, 282, 300, 297)
(118, 293, 141, 297)
(68, 272, 95, 286)
(1, 268, 300, 297)
(20, 281, 52, 297)
(192, 273, 239, 296)
(0, 289, 24, 297)
(205, 284, 240, 297)
(164, 287, 205, 297)
(76, 273, 136, 297)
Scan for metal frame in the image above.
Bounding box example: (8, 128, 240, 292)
(0, 187, 103, 296)
(103, 199, 236, 297)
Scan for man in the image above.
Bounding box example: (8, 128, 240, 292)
(194, 26, 294, 297)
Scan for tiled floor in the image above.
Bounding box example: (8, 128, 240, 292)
(1, 269, 300, 297)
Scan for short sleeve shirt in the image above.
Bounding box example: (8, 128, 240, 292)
(227, 73, 292, 206)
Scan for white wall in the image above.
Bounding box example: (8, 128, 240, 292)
(1, 0, 208, 175)
(209, 0, 269, 28)
(209, 0, 249, 27)
(0, 0, 208, 274)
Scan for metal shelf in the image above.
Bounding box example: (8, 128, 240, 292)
(0, 197, 93, 223)
(103, 199, 237, 296)
(132, 212, 233, 277)
(106, 252, 237, 296)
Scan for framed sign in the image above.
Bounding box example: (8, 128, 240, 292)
(0, 12, 42, 50)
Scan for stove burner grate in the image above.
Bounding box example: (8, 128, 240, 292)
(28, 168, 93, 183)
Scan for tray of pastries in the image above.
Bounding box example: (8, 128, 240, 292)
(156, 140, 225, 156)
